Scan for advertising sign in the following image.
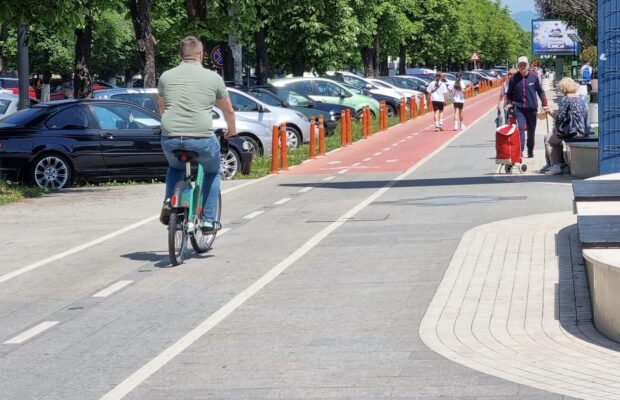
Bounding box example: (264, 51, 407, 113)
(532, 20, 579, 55)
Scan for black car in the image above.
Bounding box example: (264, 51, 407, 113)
(0, 99, 252, 189)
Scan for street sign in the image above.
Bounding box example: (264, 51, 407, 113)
(211, 45, 224, 68)
(470, 52, 480, 61)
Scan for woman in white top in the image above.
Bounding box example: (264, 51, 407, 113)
(426, 71, 450, 131)
(451, 72, 465, 130)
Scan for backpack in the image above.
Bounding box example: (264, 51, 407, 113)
(555, 102, 580, 139)
(583, 67, 592, 82)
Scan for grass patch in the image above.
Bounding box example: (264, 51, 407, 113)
(0, 181, 48, 206)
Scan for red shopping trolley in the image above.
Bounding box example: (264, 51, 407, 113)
(495, 109, 527, 173)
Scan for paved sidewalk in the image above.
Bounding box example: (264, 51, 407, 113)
(420, 211, 620, 400)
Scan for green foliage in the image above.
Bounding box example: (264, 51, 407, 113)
(91, 10, 139, 78)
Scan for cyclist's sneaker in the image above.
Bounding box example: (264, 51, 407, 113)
(160, 200, 171, 225)
(201, 221, 222, 234)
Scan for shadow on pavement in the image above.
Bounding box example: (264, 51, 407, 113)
(280, 175, 573, 190)
(121, 250, 214, 268)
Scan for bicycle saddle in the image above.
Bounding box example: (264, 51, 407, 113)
(172, 150, 200, 163)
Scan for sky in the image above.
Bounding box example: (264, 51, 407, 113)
(501, 0, 536, 13)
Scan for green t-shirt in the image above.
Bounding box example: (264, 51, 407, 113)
(157, 60, 228, 137)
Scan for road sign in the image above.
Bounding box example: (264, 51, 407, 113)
(470, 52, 480, 61)
(211, 45, 224, 68)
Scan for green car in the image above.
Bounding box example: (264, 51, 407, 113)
(271, 77, 380, 118)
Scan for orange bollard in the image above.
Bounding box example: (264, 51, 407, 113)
(318, 115, 325, 155)
(419, 95, 426, 116)
(365, 106, 372, 136)
(381, 101, 387, 131)
(280, 123, 288, 170)
(361, 107, 368, 137)
(345, 108, 352, 145)
(271, 125, 279, 174)
(410, 97, 417, 119)
(340, 110, 346, 146)
(428, 97, 434, 112)
(309, 116, 316, 159)
(399, 97, 406, 123)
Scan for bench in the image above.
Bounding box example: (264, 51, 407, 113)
(573, 175, 620, 342)
(564, 137, 598, 179)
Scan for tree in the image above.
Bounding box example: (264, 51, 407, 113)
(127, 0, 157, 87)
(92, 10, 139, 84)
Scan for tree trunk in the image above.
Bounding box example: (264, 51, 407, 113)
(372, 36, 380, 77)
(380, 58, 388, 77)
(399, 44, 406, 75)
(221, 42, 234, 83)
(73, 17, 93, 99)
(361, 47, 374, 77)
(185, 0, 206, 20)
(128, 0, 157, 88)
(291, 52, 305, 77)
(254, 26, 269, 85)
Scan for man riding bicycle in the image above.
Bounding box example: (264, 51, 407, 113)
(158, 36, 236, 233)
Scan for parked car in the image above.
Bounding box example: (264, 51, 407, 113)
(0, 93, 39, 118)
(337, 83, 403, 117)
(366, 78, 424, 106)
(95, 88, 271, 157)
(50, 81, 115, 101)
(0, 77, 36, 98)
(0, 100, 252, 188)
(241, 87, 340, 135)
(441, 73, 473, 90)
(227, 87, 311, 148)
(378, 76, 428, 93)
(325, 71, 411, 115)
(271, 77, 380, 118)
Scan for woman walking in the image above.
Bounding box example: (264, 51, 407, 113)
(426, 71, 450, 131)
(451, 73, 465, 130)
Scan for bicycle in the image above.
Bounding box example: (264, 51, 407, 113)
(167, 131, 226, 266)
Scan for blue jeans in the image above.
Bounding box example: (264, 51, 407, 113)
(514, 107, 537, 152)
(161, 136, 221, 222)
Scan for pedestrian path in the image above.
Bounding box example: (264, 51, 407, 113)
(419, 211, 620, 400)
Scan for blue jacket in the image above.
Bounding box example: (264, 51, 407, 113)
(506, 71, 548, 111)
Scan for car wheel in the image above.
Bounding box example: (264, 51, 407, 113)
(30, 153, 72, 189)
(240, 135, 262, 156)
(286, 127, 302, 149)
(220, 148, 240, 180)
(386, 104, 397, 117)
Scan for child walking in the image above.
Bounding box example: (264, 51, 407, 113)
(426, 71, 449, 131)
(451, 73, 465, 130)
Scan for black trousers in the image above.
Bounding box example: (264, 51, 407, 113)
(514, 107, 537, 152)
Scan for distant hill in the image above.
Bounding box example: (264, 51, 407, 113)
(512, 11, 539, 31)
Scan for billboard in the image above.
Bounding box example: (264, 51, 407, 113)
(532, 20, 579, 55)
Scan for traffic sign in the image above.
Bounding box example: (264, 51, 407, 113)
(470, 52, 480, 61)
(211, 45, 224, 68)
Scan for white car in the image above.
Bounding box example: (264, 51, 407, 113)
(227, 87, 311, 148)
(367, 78, 424, 107)
(327, 71, 406, 102)
(0, 92, 37, 119)
(212, 107, 273, 156)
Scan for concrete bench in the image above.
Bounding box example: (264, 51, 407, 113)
(565, 138, 598, 179)
(573, 173, 620, 342)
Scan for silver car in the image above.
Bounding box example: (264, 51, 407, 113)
(0, 92, 38, 119)
(227, 87, 311, 148)
(212, 107, 273, 156)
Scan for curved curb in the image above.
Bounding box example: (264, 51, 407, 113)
(419, 211, 620, 400)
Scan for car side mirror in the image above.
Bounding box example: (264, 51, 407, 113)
(420, 85, 427, 92)
(365, 83, 373, 90)
(258, 104, 269, 113)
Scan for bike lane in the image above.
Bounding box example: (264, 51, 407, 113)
(283, 87, 501, 176)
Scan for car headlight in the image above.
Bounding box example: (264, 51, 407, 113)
(295, 111, 309, 122)
(241, 140, 251, 151)
(329, 110, 336, 121)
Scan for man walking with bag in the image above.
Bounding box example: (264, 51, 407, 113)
(506, 56, 550, 158)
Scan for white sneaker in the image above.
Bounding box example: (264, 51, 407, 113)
(460, 123, 466, 130)
(546, 164, 562, 175)
(454, 121, 459, 130)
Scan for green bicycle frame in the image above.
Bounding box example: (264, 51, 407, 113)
(176, 163, 205, 222)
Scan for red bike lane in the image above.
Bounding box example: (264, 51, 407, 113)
(282, 87, 501, 176)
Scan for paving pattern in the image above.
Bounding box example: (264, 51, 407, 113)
(420, 211, 620, 400)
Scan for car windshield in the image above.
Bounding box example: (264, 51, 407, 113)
(249, 90, 282, 107)
(372, 80, 392, 89)
(0, 107, 45, 127)
(0, 99, 12, 114)
(275, 89, 312, 107)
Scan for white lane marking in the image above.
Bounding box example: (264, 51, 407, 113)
(5, 321, 59, 344)
(243, 211, 264, 219)
(406, 135, 413, 138)
(93, 280, 134, 298)
(273, 197, 292, 205)
(100, 104, 494, 400)
(327, 161, 341, 165)
(362, 158, 372, 162)
(414, 132, 420, 136)
(298, 187, 314, 193)
(0, 177, 272, 285)
(386, 159, 398, 163)
(373, 152, 382, 156)
(382, 147, 391, 151)
(322, 176, 336, 181)
(218, 228, 231, 236)
(399, 139, 407, 143)
(391, 143, 399, 147)
(351, 162, 362, 167)
(338, 169, 349, 175)
(0, 216, 158, 284)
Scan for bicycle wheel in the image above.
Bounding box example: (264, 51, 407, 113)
(168, 210, 188, 266)
(191, 192, 222, 253)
